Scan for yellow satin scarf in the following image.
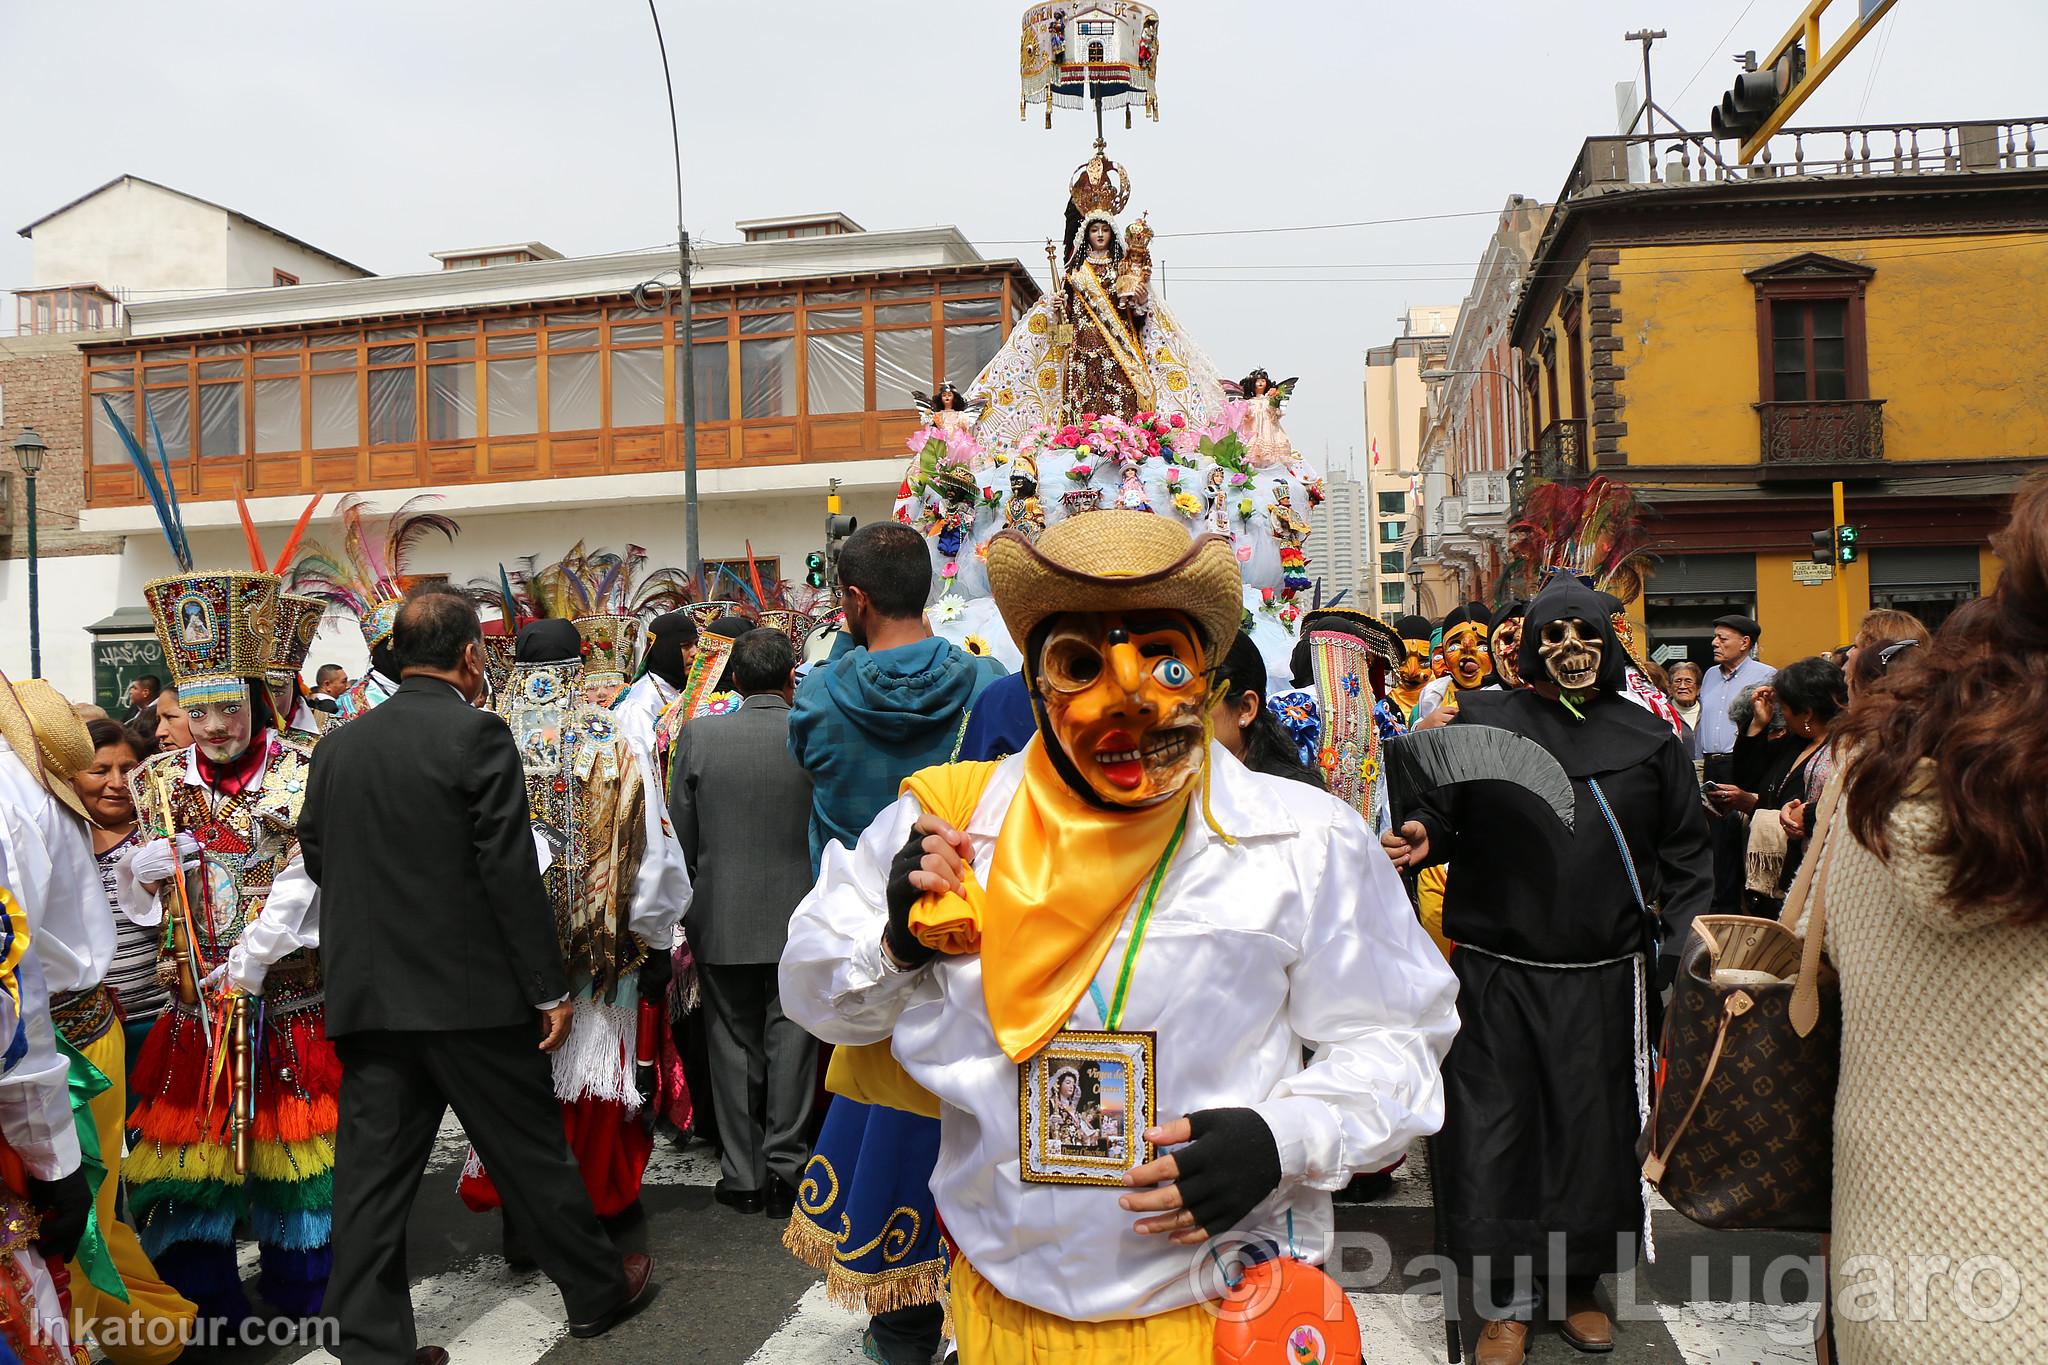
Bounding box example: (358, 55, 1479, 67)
(904, 738, 1193, 1063)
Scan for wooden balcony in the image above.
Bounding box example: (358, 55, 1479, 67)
(1757, 398, 1885, 476)
(1535, 418, 1587, 482)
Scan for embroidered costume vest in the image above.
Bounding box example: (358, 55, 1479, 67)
(127, 731, 320, 996)
(496, 662, 648, 999)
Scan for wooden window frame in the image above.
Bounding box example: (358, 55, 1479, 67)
(273, 269, 299, 287)
(80, 268, 1026, 506)
(1746, 253, 1874, 405)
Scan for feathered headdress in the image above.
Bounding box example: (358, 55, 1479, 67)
(496, 542, 694, 623)
(290, 494, 461, 649)
(1504, 475, 1652, 605)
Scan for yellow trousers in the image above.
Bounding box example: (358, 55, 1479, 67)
(950, 1256, 1214, 1364)
(67, 1022, 196, 1365)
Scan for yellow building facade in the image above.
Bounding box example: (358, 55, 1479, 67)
(1512, 124, 2047, 667)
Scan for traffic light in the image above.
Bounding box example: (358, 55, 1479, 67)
(1710, 45, 1805, 142)
(1836, 524, 1859, 566)
(805, 550, 827, 589)
(1810, 529, 1834, 566)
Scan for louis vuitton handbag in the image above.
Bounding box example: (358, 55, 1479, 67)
(1640, 773, 1844, 1232)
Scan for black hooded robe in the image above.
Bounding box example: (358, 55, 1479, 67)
(1408, 581, 1711, 1281)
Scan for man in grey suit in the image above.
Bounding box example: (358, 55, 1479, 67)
(669, 628, 819, 1220)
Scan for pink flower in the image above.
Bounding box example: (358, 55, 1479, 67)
(1164, 466, 1180, 484)
(942, 560, 959, 579)
(1236, 545, 1254, 564)
(1081, 412, 1099, 424)
(1170, 413, 1185, 429)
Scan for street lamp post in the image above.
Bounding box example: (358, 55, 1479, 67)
(12, 428, 47, 679)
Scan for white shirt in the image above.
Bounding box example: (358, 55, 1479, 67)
(0, 742, 114, 998)
(0, 762, 85, 1179)
(781, 745, 1459, 1322)
(622, 734, 691, 947)
(613, 673, 678, 759)
(117, 742, 319, 995)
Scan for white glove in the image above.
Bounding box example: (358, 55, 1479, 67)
(132, 834, 201, 887)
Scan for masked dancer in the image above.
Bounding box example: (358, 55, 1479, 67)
(1381, 573, 1711, 1363)
(783, 511, 1458, 1362)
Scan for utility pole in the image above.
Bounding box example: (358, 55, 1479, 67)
(1625, 28, 1667, 139)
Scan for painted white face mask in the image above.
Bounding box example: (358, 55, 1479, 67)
(1538, 618, 1604, 692)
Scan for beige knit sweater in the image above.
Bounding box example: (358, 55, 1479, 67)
(1806, 767, 2048, 1363)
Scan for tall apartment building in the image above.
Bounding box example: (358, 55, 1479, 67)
(1361, 305, 1457, 617)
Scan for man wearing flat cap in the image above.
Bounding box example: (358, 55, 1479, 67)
(1696, 613, 1774, 910)
(781, 510, 1458, 1361)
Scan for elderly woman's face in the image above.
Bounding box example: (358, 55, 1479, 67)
(1669, 668, 1701, 705)
(75, 742, 140, 829)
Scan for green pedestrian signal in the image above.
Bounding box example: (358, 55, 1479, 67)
(805, 550, 827, 589)
(1836, 524, 1860, 566)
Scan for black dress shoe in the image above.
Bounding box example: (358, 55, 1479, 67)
(713, 1180, 765, 1215)
(765, 1175, 797, 1221)
(416, 1349, 449, 1365)
(568, 1253, 658, 1339)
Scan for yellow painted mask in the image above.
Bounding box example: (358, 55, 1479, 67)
(1036, 609, 1207, 807)
(1442, 621, 1493, 692)
(1429, 645, 1449, 679)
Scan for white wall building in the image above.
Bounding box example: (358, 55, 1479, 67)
(5, 195, 1036, 700)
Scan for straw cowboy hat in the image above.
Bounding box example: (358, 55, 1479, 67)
(0, 676, 93, 822)
(985, 511, 1243, 669)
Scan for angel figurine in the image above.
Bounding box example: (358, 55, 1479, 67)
(912, 382, 984, 438)
(1226, 367, 1301, 468)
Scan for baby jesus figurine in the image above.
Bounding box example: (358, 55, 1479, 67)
(1113, 214, 1153, 309)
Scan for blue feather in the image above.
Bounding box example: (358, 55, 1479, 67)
(141, 393, 191, 568)
(498, 564, 520, 623)
(98, 397, 189, 569)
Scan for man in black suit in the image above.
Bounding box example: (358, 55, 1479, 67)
(300, 585, 655, 1365)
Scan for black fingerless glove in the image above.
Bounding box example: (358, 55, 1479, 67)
(1173, 1107, 1283, 1236)
(28, 1169, 91, 1263)
(883, 829, 939, 969)
(639, 944, 674, 993)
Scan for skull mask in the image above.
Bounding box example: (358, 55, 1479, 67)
(1036, 608, 1208, 808)
(1538, 617, 1604, 692)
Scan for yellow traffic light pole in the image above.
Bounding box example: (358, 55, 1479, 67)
(1737, 0, 1903, 164)
(1832, 479, 1851, 644)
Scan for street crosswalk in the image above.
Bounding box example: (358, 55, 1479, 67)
(208, 1115, 1821, 1365)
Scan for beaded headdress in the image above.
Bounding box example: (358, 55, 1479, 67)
(143, 571, 284, 708)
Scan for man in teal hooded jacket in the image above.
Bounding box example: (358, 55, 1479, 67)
(791, 522, 1004, 876)
(784, 520, 1001, 1364)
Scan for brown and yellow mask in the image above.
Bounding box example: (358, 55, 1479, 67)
(1396, 639, 1431, 693)
(1442, 622, 1492, 691)
(1035, 608, 1208, 807)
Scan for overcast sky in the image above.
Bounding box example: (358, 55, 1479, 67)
(7, 0, 2044, 467)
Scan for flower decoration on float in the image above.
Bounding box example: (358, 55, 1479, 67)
(963, 634, 992, 657)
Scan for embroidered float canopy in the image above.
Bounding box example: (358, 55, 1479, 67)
(1020, 1, 1161, 123)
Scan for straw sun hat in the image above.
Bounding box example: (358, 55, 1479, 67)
(0, 676, 94, 821)
(985, 511, 1243, 669)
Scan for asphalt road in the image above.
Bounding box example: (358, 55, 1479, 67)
(176, 1121, 1823, 1365)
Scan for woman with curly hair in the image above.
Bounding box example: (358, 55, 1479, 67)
(1814, 471, 2048, 1363)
